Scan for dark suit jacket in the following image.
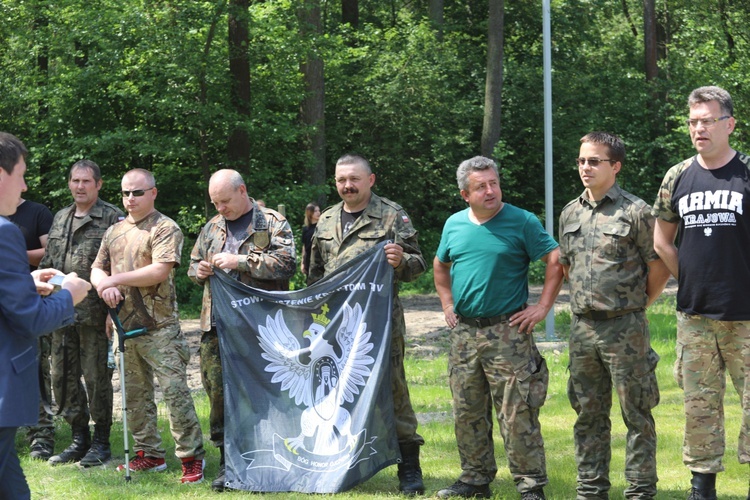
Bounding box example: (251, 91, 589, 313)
(0, 217, 75, 427)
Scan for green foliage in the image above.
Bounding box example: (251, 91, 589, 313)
(4, 0, 750, 302)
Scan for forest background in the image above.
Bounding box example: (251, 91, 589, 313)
(1, 0, 747, 312)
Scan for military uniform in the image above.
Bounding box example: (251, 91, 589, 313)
(308, 193, 426, 446)
(560, 183, 661, 499)
(93, 210, 204, 461)
(188, 201, 296, 447)
(39, 199, 123, 447)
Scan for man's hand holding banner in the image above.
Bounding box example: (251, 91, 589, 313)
(210, 241, 399, 493)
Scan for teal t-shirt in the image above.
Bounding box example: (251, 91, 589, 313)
(436, 203, 558, 318)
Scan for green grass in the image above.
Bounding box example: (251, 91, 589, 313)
(17, 302, 750, 498)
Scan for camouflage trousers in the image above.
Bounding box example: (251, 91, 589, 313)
(448, 321, 548, 493)
(27, 334, 54, 447)
(568, 311, 659, 499)
(200, 328, 224, 448)
(117, 323, 204, 460)
(51, 324, 113, 432)
(389, 327, 424, 446)
(674, 312, 750, 473)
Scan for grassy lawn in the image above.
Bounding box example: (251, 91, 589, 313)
(17, 295, 748, 498)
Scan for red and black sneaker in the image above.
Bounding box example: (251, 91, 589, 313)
(116, 450, 167, 472)
(181, 457, 205, 484)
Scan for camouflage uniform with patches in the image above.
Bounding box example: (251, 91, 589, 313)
(560, 183, 661, 499)
(653, 155, 750, 473)
(93, 210, 204, 460)
(40, 199, 123, 441)
(308, 192, 426, 445)
(188, 201, 296, 447)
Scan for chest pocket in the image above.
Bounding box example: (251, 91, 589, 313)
(561, 222, 582, 259)
(76, 226, 108, 258)
(357, 226, 388, 242)
(601, 222, 631, 260)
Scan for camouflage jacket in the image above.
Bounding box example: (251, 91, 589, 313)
(307, 193, 426, 289)
(188, 202, 296, 332)
(40, 198, 124, 326)
(559, 182, 659, 314)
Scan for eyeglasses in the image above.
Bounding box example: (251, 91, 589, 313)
(121, 188, 153, 197)
(576, 158, 615, 167)
(686, 116, 730, 128)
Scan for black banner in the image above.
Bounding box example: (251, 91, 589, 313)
(210, 241, 399, 493)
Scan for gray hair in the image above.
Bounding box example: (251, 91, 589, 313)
(209, 169, 245, 190)
(689, 86, 734, 117)
(456, 156, 499, 191)
(336, 154, 372, 174)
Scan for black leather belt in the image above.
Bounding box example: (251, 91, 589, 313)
(457, 305, 526, 328)
(576, 308, 641, 321)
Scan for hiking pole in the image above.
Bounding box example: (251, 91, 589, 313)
(108, 305, 147, 482)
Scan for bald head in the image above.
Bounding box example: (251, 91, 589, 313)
(209, 169, 252, 221)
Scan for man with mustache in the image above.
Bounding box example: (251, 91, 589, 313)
(307, 154, 427, 495)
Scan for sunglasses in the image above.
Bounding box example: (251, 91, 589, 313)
(121, 188, 153, 197)
(575, 158, 615, 167)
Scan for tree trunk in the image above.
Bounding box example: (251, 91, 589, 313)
(643, 0, 658, 82)
(299, 0, 327, 205)
(342, 0, 358, 29)
(34, 10, 49, 192)
(228, 0, 251, 176)
(718, 0, 735, 61)
(429, 0, 444, 41)
(480, 0, 504, 159)
(622, 0, 638, 36)
(199, 3, 226, 217)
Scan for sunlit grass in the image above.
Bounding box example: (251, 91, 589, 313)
(17, 303, 750, 498)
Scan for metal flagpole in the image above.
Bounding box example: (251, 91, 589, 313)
(543, 0, 556, 341)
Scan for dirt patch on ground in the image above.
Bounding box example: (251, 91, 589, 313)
(111, 278, 677, 415)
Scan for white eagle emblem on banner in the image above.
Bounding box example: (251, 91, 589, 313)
(258, 302, 375, 456)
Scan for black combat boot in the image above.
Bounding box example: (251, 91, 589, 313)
(687, 472, 717, 500)
(397, 443, 425, 495)
(211, 445, 226, 492)
(49, 427, 91, 465)
(79, 425, 111, 467)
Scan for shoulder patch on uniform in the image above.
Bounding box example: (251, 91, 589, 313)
(401, 214, 410, 224)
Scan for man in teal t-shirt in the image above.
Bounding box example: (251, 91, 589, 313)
(433, 156, 563, 500)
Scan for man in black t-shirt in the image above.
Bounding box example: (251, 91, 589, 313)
(9, 198, 55, 460)
(8, 198, 52, 271)
(653, 86, 750, 500)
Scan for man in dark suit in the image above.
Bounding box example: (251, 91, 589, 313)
(0, 132, 91, 499)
